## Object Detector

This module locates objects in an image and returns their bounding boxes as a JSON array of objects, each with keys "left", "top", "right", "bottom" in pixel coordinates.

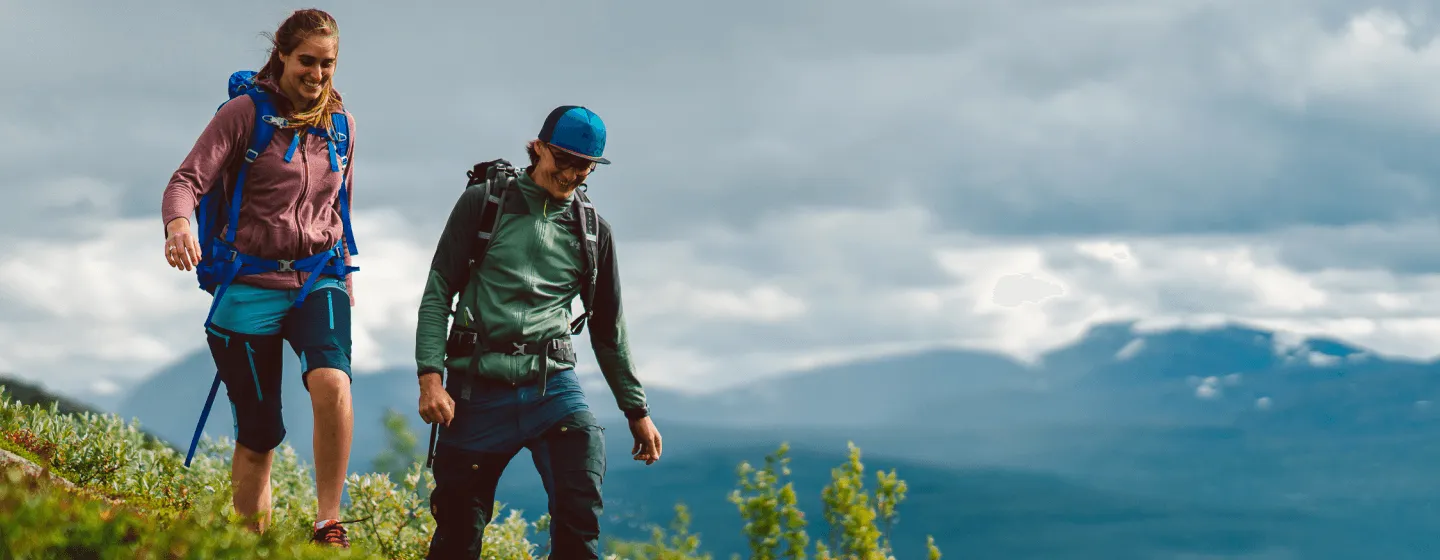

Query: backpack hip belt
[
  {"left": 446, "top": 325, "right": 576, "bottom": 400},
  {"left": 200, "top": 238, "right": 354, "bottom": 325}
]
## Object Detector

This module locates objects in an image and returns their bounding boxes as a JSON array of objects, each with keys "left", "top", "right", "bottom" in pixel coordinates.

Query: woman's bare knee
[
  {"left": 305, "top": 368, "right": 350, "bottom": 396},
  {"left": 234, "top": 443, "right": 275, "bottom": 466}
]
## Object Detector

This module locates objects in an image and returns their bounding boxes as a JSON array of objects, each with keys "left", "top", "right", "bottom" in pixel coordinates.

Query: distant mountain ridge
[
  {"left": 107, "top": 319, "right": 1440, "bottom": 466},
  {"left": 94, "top": 319, "right": 1440, "bottom": 559},
  {"left": 1, "top": 375, "right": 106, "bottom": 416}
]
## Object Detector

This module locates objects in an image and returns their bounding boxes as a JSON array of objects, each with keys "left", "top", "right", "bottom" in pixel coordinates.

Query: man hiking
[{"left": 414, "top": 105, "right": 662, "bottom": 559}]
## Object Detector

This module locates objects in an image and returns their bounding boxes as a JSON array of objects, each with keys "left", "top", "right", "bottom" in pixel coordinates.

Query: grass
[{"left": 0, "top": 385, "right": 940, "bottom": 559}]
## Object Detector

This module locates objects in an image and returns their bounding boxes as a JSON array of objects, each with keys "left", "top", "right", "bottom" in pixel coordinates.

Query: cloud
[
  {"left": 1115, "top": 339, "right": 1146, "bottom": 361},
  {"left": 0, "top": 206, "right": 432, "bottom": 397},
  {"left": 10, "top": 196, "right": 1440, "bottom": 401},
  {"left": 992, "top": 274, "right": 1065, "bottom": 308},
  {"left": 9, "top": 0, "right": 1440, "bottom": 247},
  {"left": 1273, "top": 8, "right": 1440, "bottom": 125},
  {"left": 91, "top": 379, "right": 121, "bottom": 397},
  {"left": 640, "top": 284, "right": 807, "bottom": 323},
  {"left": 1196, "top": 378, "right": 1222, "bottom": 400},
  {"left": 11, "top": 0, "right": 1440, "bottom": 405},
  {"left": 565, "top": 204, "right": 1440, "bottom": 390}
]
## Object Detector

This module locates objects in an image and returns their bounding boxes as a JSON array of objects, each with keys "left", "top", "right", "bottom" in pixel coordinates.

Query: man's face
[{"left": 535, "top": 142, "right": 597, "bottom": 190}]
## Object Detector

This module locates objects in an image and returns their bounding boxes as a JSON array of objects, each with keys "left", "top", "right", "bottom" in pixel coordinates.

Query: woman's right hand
[{"left": 164, "top": 217, "right": 201, "bottom": 271}]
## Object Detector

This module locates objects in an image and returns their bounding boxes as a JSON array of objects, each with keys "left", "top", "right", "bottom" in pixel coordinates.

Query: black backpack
[{"left": 463, "top": 159, "right": 600, "bottom": 335}]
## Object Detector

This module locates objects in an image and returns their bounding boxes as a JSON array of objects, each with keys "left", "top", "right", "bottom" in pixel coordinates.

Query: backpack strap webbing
[
  {"left": 569, "top": 188, "right": 600, "bottom": 335},
  {"left": 467, "top": 165, "right": 514, "bottom": 273},
  {"left": 330, "top": 112, "right": 358, "bottom": 258}
]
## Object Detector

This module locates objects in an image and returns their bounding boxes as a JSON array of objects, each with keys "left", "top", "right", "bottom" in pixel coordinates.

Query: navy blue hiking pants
[{"left": 426, "top": 368, "right": 605, "bottom": 560}]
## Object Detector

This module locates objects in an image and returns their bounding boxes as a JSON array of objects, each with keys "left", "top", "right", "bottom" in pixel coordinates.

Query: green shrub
[
  {"left": 607, "top": 503, "right": 713, "bottom": 560},
  {"left": 0, "top": 386, "right": 943, "bottom": 559},
  {"left": 729, "top": 441, "right": 941, "bottom": 560},
  {"left": 0, "top": 457, "right": 380, "bottom": 559},
  {"left": 729, "top": 442, "right": 808, "bottom": 559}
]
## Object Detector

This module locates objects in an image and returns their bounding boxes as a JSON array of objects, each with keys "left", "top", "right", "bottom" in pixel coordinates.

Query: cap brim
[{"left": 550, "top": 143, "right": 611, "bottom": 165}]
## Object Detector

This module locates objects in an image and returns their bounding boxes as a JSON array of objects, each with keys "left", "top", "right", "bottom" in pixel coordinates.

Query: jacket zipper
[
  {"left": 296, "top": 130, "right": 309, "bottom": 284},
  {"left": 534, "top": 197, "right": 548, "bottom": 393}
]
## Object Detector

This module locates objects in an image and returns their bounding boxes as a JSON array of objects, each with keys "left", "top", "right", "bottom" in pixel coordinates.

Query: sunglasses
[{"left": 546, "top": 144, "right": 597, "bottom": 172}]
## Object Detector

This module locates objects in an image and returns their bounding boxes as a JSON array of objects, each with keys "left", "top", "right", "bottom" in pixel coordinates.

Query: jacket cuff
[
  {"left": 417, "top": 366, "right": 443, "bottom": 379},
  {"left": 623, "top": 405, "right": 649, "bottom": 420}
]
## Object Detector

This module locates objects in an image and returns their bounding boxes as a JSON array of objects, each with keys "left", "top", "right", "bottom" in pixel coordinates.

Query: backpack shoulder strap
[
  {"left": 568, "top": 188, "right": 601, "bottom": 335},
  {"left": 220, "top": 89, "right": 282, "bottom": 245},
  {"left": 329, "top": 112, "right": 358, "bottom": 256},
  {"left": 242, "top": 89, "right": 282, "bottom": 163},
  {"left": 466, "top": 160, "right": 517, "bottom": 272},
  {"left": 330, "top": 112, "right": 351, "bottom": 167}
]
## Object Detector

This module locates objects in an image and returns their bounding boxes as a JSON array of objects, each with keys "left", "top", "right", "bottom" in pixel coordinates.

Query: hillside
[
  {"left": 0, "top": 384, "right": 938, "bottom": 559},
  {"left": 1, "top": 374, "right": 177, "bottom": 451},
  {"left": 10, "top": 377, "right": 1440, "bottom": 558}
]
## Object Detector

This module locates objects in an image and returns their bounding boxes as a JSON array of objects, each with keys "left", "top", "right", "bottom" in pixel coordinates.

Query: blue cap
[{"left": 539, "top": 105, "right": 610, "bottom": 165}]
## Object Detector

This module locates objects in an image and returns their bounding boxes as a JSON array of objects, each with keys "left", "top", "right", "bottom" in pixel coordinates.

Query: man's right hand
[
  {"left": 164, "top": 217, "right": 201, "bottom": 271},
  {"left": 418, "top": 373, "right": 455, "bottom": 426}
]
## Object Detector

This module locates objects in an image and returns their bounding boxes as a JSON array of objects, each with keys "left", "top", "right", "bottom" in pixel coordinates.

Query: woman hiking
[{"left": 160, "top": 8, "right": 361, "bottom": 547}]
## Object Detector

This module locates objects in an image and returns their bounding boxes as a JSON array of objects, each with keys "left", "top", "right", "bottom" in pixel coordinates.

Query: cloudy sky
[{"left": 5, "top": 0, "right": 1440, "bottom": 406}]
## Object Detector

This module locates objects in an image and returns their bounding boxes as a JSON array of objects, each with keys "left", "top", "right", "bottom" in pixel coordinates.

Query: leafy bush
[
  {"left": 729, "top": 443, "right": 808, "bottom": 559},
  {"left": 729, "top": 442, "right": 943, "bottom": 560},
  {"left": 0, "top": 464, "right": 381, "bottom": 560},
  {"left": 0, "top": 386, "right": 943, "bottom": 559}
]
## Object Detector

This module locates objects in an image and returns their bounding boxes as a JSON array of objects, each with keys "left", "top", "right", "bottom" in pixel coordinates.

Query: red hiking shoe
[{"left": 311, "top": 518, "right": 361, "bottom": 548}]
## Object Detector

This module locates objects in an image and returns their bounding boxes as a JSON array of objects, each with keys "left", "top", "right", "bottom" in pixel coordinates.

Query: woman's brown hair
[{"left": 256, "top": 9, "right": 342, "bottom": 131}]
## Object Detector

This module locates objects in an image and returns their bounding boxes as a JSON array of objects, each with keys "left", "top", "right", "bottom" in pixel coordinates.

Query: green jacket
[{"left": 414, "top": 170, "right": 647, "bottom": 416}]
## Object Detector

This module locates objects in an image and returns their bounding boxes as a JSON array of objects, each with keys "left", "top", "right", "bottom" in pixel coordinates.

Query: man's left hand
[{"left": 629, "top": 416, "right": 662, "bottom": 465}]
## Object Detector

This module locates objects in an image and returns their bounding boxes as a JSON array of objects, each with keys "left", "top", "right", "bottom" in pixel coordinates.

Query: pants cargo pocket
[
  {"left": 551, "top": 411, "right": 606, "bottom": 480},
  {"left": 543, "top": 410, "right": 606, "bottom": 560},
  {"left": 427, "top": 444, "right": 506, "bottom": 560}
]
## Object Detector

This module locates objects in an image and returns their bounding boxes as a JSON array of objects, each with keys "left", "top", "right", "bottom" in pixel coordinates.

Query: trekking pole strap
[{"left": 184, "top": 372, "right": 222, "bottom": 468}]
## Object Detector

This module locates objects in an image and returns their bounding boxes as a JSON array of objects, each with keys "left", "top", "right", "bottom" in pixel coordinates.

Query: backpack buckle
[
  {"left": 445, "top": 328, "right": 478, "bottom": 358},
  {"left": 276, "top": 259, "right": 295, "bottom": 272},
  {"left": 511, "top": 342, "right": 527, "bottom": 356}
]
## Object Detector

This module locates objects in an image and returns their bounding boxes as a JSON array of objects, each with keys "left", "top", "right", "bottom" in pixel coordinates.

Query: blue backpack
[{"left": 185, "top": 70, "right": 359, "bottom": 467}]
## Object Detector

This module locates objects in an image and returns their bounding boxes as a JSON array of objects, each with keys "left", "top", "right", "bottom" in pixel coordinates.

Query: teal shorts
[
  {"left": 210, "top": 277, "right": 347, "bottom": 336},
  {"left": 207, "top": 276, "right": 352, "bottom": 377},
  {"left": 204, "top": 277, "right": 352, "bottom": 451}
]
